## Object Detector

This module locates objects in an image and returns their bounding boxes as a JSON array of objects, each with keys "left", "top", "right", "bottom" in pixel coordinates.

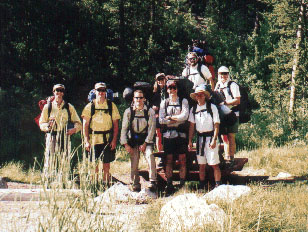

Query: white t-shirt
[
  {"left": 215, "top": 80, "right": 241, "bottom": 116},
  {"left": 182, "top": 64, "right": 212, "bottom": 89},
  {"left": 188, "top": 103, "right": 220, "bottom": 133}
]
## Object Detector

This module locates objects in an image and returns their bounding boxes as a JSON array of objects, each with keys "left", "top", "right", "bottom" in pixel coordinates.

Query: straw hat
[{"left": 190, "top": 84, "right": 211, "bottom": 101}]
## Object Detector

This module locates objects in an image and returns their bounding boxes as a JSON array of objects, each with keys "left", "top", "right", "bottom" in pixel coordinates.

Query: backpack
[
  {"left": 87, "top": 88, "right": 116, "bottom": 102},
  {"left": 123, "top": 81, "right": 153, "bottom": 105},
  {"left": 87, "top": 90, "right": 114, "bottom": 139},
  {"left": 127, "top": 106, "right": 150, "bottom": 147},
  {"left": 217, "top": 81, "right": 252, "bottom": 124},
  {"left": 35, "top": 96, "right": 73, "bottom": 130},
  {"left": 162, "top": 96, "right": 190, "bottom": 134},
  {"left": 192, "top": 92, "right": 237, "bottom": 128}
]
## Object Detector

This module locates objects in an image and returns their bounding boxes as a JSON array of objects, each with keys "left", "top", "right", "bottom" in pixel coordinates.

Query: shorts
[
  {"left": 220, "top": 116, "right": 239, "bottom": 135},
  {"left": 163, "top": 137, "right": 188, "bottom": 155},
  {"left": 92, "top": 143, "right": 115, "bottom": 163},
  {"left": 196, "top": 136, "right": 220, "bottom": 165}
]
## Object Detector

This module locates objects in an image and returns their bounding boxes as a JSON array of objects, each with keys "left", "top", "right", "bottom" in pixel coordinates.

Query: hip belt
[{"left": 196, "top": 131, "right": 214, "bottom": 156}]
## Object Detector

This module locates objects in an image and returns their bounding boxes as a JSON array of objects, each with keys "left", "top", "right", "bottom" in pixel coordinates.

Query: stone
[
  {"left": 94, "top": 183, "right": 157, "bottom": 204},
  {"left": 0, "top": 177, "right": 8, "bottom": 189},
  {"left": 204, "top": 184, "right": 251, "bottom": 202},
  {"left": 160, "top": 194, "right": 226, "bottom": 232}
]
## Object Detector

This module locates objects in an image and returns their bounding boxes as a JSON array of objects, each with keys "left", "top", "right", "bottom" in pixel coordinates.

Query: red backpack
[{"left": 34, "top": 96, "right": 55, "bottom": 127}]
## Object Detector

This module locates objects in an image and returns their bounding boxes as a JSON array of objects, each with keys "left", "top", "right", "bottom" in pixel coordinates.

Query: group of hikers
[{"left": 39, "top": 49, "right": 242, "bottom": 194}]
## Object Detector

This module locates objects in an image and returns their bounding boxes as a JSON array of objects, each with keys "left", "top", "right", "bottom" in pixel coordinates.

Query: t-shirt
[
  {"left": 82, "top": 100, "right": 121, "bottom": 145},
  {"left": 188, "top": 103, "right": 220, "bottom": 133}
]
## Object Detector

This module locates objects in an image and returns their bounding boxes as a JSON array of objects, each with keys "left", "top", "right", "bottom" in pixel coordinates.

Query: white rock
[
  {"left": 275, "top": 172, "right": 293, "bottom": 179},
  {"left": 204, "top": 185, "right": 251, "bottom": 202},
  {"left": 94, "top": 183, "right": 157, "bottom": 204},
  {"left": 160, "top": 193, "right": 226, "bottom": 232}
]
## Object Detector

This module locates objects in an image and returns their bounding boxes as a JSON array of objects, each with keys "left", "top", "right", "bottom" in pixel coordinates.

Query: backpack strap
[
  {"left": 47, "top": 101, "right": 52, "bottom": 119},
  {"left": 227, "top": 81, "right": 236, "bottom": 99},
  {"left": 47, "top": 100, "right": 71, "bottom": 123},
  {"left": 193, "top": 102, "right": 213, "bottom": 122},
  {"left": 197, "top": 63, "right": 206, "bottom": 81}
]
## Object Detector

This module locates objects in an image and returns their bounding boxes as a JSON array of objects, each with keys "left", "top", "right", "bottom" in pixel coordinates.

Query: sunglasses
[
  {"left": 54, "top": 88, "right": 64, "bottom": 92},
  {"left": 219, "top": 72, "right": 229, "bottom": 75},
  {"left": 168, "top": 86, "right": 177, "bottom": 90},
  {"left": 188, "top": 57, "right": 197, "bottom": 61},
  {"left": 134, "top": 97, "right": 144, "bottom": 99},
  {"left": 157, "top": 77, "right": 165, "bottom": 81},
  {"left": 96, "top": 88, "right": 106, "bottom": 92}
]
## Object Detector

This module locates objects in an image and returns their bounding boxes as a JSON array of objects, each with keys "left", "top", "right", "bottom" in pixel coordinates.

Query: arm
[
  {"left": 67, "top": 104, "right": 82, "bottom": 135},
  {"left": 39, "top": 105, "right": 50, "bottom": 132},
  {"left": 225, "top": 97, "right": 240, "bottom": 106},
  {"left": 159, "top": 99, "right": 171, "bottom": 125},
  {"left": 170, "top": 98, "right": 189, "bottom": 122},
  {"left": 110, "top": 119, "right": 119, "bottom": 150},
  {"left": 83, "top": 116, "right": 91, "bottom": 151},
  {"left": 209, "top": 123, "right": 219, "bottom": 149},
  {"left": 188, "top": 122, "right": 195, "bottom": 150},
  {"left": 120, "top": 109, "right": 133, "bottom": 154},
  {"left": 145, "top": 109, "right": 156, "bottom": 144}
]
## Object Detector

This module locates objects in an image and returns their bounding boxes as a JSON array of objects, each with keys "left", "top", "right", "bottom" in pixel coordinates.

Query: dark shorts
[
  {"left": 163, "top": 137, "right": 188, "bottom": 155},
  {"left": 92, "top": 143, "right": 116, "bottom": 163},
  {"left": 220, "top": 116, "right": 239, "bottom": 135}
]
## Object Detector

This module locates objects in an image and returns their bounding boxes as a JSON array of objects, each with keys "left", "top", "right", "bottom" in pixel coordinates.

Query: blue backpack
[{"left": 88, "top": 89, "right": 115, "bottom": 102}]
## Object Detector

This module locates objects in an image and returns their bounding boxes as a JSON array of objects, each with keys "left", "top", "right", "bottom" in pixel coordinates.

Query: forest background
[{"left": 0, "top": 0, "right": 307, "bottom": 166}]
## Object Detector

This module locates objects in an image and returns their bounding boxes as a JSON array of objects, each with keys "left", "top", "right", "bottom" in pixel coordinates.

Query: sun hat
[
  {"left": 218, "top": 66, "right": 229, "bottom": 73},
  {"left": 190, "top": 84, "right": 211, "bottom": 101},
  {"left": 53, "top": 84, "right": 65, "bottom": 91},
  {"left": 94, "top": 82, "right": 106, "bottom": 89},
  {"left": 155, "top": 73, "right": 166, "bottom": 80}
]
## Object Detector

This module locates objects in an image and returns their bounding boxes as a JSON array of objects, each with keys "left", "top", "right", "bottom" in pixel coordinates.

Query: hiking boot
[
  {"left": 148, "top": 181, "right": 157, "bottom": 192},
  {"left": 130, "top": 184, "right": 141, "bottom": 192},
  {"left": 198, "top": 181, "right": 207, "bottom": 191}
]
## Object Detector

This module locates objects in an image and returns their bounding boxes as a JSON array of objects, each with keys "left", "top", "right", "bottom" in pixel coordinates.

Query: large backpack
[
  {"left": 123, "top": 81, "right": 153, "bottom": 104},
  {"left": 217, "top": 81, "right": 252, "bottom": 124},
  {"left": 127, "top": 106, "right": 150, "bottom": 147}
]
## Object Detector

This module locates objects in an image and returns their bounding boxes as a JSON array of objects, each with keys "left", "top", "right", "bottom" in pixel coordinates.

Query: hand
[
  {"left": 188, "top": 141, "right": 193, "bottom": 150},
  {"left": 209, "top": 139, "right": 216, "bottom": 149},
  {"left": 152, "top": 106, "right": 159, "bottom": 111},
  {"left": 124, "top": 144, "right": 132, "bottom": 154},
  {"left": 67, "top": 128, "right": 76, "bottom": 135},
  {"left": 110, "top": 139, "right": 117, "bottom": 150},
  {"left": 85, "top": 141, "right": 91, "bottom": 152},
  {"left": 139, "top": 143, "right": 146, "bottom": 153}
]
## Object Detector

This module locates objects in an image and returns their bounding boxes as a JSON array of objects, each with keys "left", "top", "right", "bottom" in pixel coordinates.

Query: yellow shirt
[
  {"left": 39, "top": 101, "right": 82, "bottom": 132},
  {"left": 82, "top": 100, "right": 121, "bottom": 145}
]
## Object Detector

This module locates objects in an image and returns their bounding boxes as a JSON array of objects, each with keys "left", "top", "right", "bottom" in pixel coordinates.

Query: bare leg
[
  {"left": 199, "top": 164, "right": 206, "bottom": 181},
  {"left": 211, "top": 164, "right": 221, "bottom": 182},
  {"left": 178, "top": 153, "right": 186, "bottom": 180},
  {"left": 227, "top": 133, "right": 236, "bottom": 159},
  {"left": 103, "top": 163, "right": 111, "bottom": 183},
  {"left": 165, "top": 154, "right": 173, "bottom": 180}
]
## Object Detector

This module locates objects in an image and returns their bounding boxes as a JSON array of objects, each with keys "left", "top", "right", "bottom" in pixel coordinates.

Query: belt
[{"left": 196, "top": 131, "right": 214, "bottom": 156}]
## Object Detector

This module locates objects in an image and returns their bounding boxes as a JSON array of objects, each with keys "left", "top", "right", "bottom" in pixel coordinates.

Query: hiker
[
  {"left": 159, "top": 80, "right": 189, "bottom": 194},
  {"left": 188, "top": 84, "right": 221, "bottom": 189},
  {"left": 152, "top": 73, "right": 168, "bottom": 152},
  {"left": 215, "top": 66, "right": 241, "bottom": 165},
  {"left": 121, "top": 89, "right": 157, "bottom": 192},
  {"left": 182, "top": 52, "right": 214, "bottom": 91},
  {"left": 82, "top": 82, "right": 120, "bottom": 185},
  {"left": 39, "top": 84, "right": 82, "bottom": 174}
]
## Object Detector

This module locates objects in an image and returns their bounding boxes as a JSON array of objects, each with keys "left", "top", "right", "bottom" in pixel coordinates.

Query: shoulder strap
[
  {"left": 164, "top": 98, "right": 169, "bottom": 115},
  {"left": 197, "top": 63, "right": 206, "bottom": 81},
  {"left": 227, "top": 81, "right": 235, "bottom": 99},
  {"left": 107, "top": 100, "right": 113, "bottom": 118},
  {"left": 192, "top": 104, "right": 197, "bottom": 121},
  {"left": 47, "top": 101, "right": 52, "bottom": 119},
  {"left": 129, "top": 106, "right": 135, "bottom": 135},
  {"left": 206, "top": 101, "right": 213, "bottom": 119}
]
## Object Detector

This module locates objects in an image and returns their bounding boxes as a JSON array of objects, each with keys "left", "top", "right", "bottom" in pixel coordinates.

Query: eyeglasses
[
  {"left": 134, "top": 97, "right": 144, "bottom": 99},
  {"left": 54, "top": 88, "right": 64, "bottom": 92},
  {"left": 219, "top": 72, "right": 229, "bottom": 75},
  {"left": 188, "top": 57, "right": 197, "bottom": 61},
  {"left": 96, "top": 88, "right": 106, "bottom": 92},
  {"left": 168, "top": 86, "right": 177, "bottom": 90},
  {"left": 157, "top": 77, "right": 165, "bottom": 81}
]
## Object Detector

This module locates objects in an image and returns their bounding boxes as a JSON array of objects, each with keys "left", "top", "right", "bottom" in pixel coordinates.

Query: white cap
[
  {"left": 95, "top": 82, "right": 106, "bottom": 89},
  {"left": 218, "top": 66, "right": 229, "bottom": 73}
]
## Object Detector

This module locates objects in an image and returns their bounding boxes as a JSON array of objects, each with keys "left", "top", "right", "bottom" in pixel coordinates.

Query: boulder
[
  {"left": 160, "top": 194, "right": 226, "bottom": 231},
  {"left": 204, "top": 184, "right": 251, "bottom": 202},
  {"left": 0, "top": 177, "right": 8, "bottom": 189},
  {"left": 94, "top": 183, "right": 157, "bottom": 204}
]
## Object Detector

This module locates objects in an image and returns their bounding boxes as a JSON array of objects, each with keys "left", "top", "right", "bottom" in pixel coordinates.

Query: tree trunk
[{"left": 289, "top": 0, "right": 305, "bottom": 115}]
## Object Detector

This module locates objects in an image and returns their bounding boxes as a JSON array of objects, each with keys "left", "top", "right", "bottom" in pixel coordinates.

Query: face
[
  {"left": 195, "top": 92, "right": 206, "bottom": 105},
  {"left": 219, "top": 72, "right": 229, "bottom": 83},
  {"left": 167, "top": 85, "right": 177, "bottom": 97},
  {"left": 187, "top": 55, "right": 198, "bottom": 66},
  {"left": 133, "top": 92, "right": 145, "bottom": 108},
  {"left": 95, "top": 88, "right": 106, "bottom": 98},
  {"left": 53, "top": 88, "right": 64, "bottom": 98}
]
